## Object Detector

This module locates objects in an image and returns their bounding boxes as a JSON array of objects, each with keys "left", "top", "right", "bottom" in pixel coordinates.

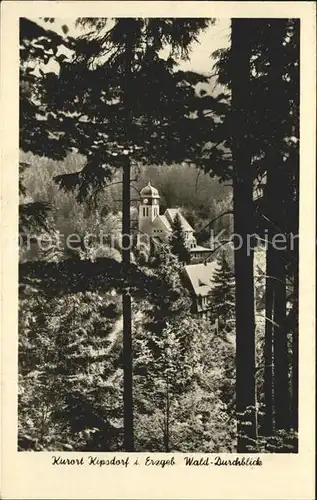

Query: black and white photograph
[{"left": 17, "top": 14, "right": 301, "bottom": 455}]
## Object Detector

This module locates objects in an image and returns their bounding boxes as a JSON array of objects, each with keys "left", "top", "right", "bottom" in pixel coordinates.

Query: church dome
[{"left": 140, "top": 181, "right": 160, "bottom": 198}]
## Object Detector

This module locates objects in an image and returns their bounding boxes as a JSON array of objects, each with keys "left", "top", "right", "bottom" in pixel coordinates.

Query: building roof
[
  {"left": 189, "top": 245, "right": 213, "bottom": 253},
  {"left": 183, "top": 262, "right": 218, "bottom": 297},
  {"left": 139, "top": 182, "right": 194, "bottom": 237},
  {"left": 157, "top": 215, "right": 172, "bottom": 231},
  {"left": 140, "top": 181, "right": 160, "bottom": 199},
  {"left": 164, "top": 208, "right": 194, "bottom": 232}
]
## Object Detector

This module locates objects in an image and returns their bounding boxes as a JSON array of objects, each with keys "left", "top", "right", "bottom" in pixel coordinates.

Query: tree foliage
[
  {"left": 210, "top": 19, "right": 299, "bottom": 449},
  {"left": 18, "top": 17, "right": 299, "bottom": 453},
  {"left": 20, "top": 18, "right": 225, "bottom": 202},
  {"left": 19, "top": 290, "right": 124, "bottom": 450},
  {"left": 133, "top": 313, "right": 236, "bottom": 452},
  {"left": 210, "top": 252, "right": 235, "bottom": 328},
  {"left": 170, "top": 212, "right": 191, "bottom": 264}
]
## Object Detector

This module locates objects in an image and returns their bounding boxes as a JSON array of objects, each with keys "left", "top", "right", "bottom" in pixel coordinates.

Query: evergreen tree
[
  {"left": 210, "top": 252, "right": 235, "bottom": 328},
  {"left": 18, "top": 17, "right": 300, "bottom": 453},
  {"left": 170, "top": 212, "right": 191, "bottom": 264},
  {"left": 19, "top": 17, "right": 221, "bottom": 451},
  {"left": 261, "top": 20, "right": 298, "bottom": 434},
  {"left": 143, "top": 244, "right": 191, "bottom": 335},
  {"left": 212, "top": 18, "right": 299, "bottom": 448},
  {"left": 133, "top": 315, "right": 236, "bottom": 452},
  {"left": 230, "top": 19, "right": 257, "bottom": 451},
  {"left": 18, "top": 290, "right": 124, "bottom": 450}
]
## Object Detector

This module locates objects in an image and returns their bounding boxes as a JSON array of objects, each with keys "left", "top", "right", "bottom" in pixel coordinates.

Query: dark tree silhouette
[
  {"left": 230, "top": 19, "right": 257, "bottom": 451},
  {"left": 257, "top": 20, "right": 299, "bottom": 434},
  {"left": 170, "top": 213, "right": 191, "bottom": 264},
  {"left": 19, "top": 17, "right": 219, "bottom": 451},
  {"left": 210, "top": 252, "right": 235, "bottom": 328},
  {"left": 19, "top": 17, "right": 299, "bottom": 452},
  {"left": 213, "top": 18, "right": 299, "bottom": 446}
]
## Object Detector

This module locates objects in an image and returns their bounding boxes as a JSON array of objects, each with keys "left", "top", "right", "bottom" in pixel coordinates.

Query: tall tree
[
  {"left": 19, "top": 290, "right": 124, "bottom": 451},
  {"left": 252, "top": 20, "right": 299, "bottom": 434},
  {"left": 120, "top": 25, "right": 134, "bottom": 452},
  {"left": 133, "top": 314, "right": 236, "bottom": 452},
  {"left": 263, "top": 243, "right": 274, "bottom": 435},
  {"left": 170, "top": 212, "right": 191, "bottom": 264},
  {"left": 213, "top": 18, "right": 299, "bottom": 445},
  {"left": 20, "top": 17, "right": 219, "bottom": 450},
  {"left": 230, "top": 19, "right": 257, "bottom": 451},
  {"left": 210, "top": 252, "right": 235, "bottom": 329}
]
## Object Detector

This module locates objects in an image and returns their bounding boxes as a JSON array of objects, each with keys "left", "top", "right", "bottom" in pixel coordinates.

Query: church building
[{"left": 137, "top": 181, "right": 214, "bottom": 262}]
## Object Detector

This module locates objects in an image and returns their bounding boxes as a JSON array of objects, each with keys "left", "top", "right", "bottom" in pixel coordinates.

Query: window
[
  {"left": 143, "top": 207, "right": 146, "bottom": 216},
  {"left": 146, "top": 207, "right": 149, "bottom": 216}
]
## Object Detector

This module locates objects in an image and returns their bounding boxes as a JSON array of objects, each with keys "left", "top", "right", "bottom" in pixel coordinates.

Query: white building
[
  {"left": 137, "top": 182, "right": 215, "bottom": 264},
  {"left": 138, "top": 181, "right": 197, "bottom": 248}
]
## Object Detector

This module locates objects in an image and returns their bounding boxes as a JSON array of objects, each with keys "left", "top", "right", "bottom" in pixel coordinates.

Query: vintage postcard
[{"left": 0, "top": 1, "right": 316, "bottom": 499}]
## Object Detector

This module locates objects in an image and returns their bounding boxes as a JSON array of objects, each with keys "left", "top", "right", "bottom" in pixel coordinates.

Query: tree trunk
[
  {"left": 291, "top": 192, "right": 299, "bottom": 432},
  {"left": 291, "top": 20, "right": 300, "bottom": 435},
  {"left": 263, "top": 177, "right": 292, "bottom": 434},
  {"left": 165, "top": 373, "right": 170, "bottom": 452},
  {"left": 263, "top": 237, "right": 274, "bottom": 436},
  {"left": 231, "top": 19, "right": 257, "bottom": 452},
  {"left": 265, "top": 20, "right": 292, "bottom": 434},
  {"left": 291, "top": 104, "right": 299, "bottom": 433},
  {"left": 264, "top": 170, "right": 291, "bottom": 433},
  {"left": 291, "top": 274, "right": 298, "bottom": 432},
  {"left": 273, "top": 254, "right": 291, "bottom": 430},
  {"left": 232, "top": 177, "right": 257, "bottom": 451},
  {"left": 121, "top": 31, "right": 134, "bottom": 452},
  {"left": 122, "top": 156, "right": 134, "bottom": 451}
]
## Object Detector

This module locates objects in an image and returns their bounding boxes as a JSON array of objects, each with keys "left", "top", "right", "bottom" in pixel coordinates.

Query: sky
[{"left": 30, "top": 18, "right": 231, "bottom": 76}]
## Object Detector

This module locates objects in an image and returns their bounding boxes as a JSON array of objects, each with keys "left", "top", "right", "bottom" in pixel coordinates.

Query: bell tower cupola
[{"left": 138, "top": 181, "right": 160, "bottom": 235}]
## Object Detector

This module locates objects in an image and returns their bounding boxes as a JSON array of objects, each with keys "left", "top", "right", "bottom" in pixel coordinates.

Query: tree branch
[
  {"left": 203, "top": 240, "right": 231, "bottom": 264},
  {"left": 196, "top": 211, "right": 233, "bottom": 237},
  {"left": 104, "top": 179, "right": 138, "bottom": 189}
]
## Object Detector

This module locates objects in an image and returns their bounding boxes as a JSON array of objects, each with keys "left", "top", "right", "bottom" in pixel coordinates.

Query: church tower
[{"left": 138, "top": 181, "right": 160, "bottom": 236}]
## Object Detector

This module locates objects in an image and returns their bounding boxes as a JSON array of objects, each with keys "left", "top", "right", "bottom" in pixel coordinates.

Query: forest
[{"left": 19, "top": 17, "right": 299, "bottom": 453}]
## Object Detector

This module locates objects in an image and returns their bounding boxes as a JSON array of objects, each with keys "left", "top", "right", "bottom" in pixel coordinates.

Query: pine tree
[
  {"left": 170, "top": 212, "right": 191, "bottom": 264},
  {"left": 19, "top": 17, "right": 300, "bottom": 453},
  {"left": 18, "top": 290, "right": 124, "bottom": 450},
  {"left": 144, "top": 244, "right": 191, "bottom": 336},
  {"left": 20, "top": 17, "right": 222, "bottom": 451},
  {"left": 263, "top": 21, "right": 298, "bottom": 434},
  {"left": 210, "top": 252, "right": 235, "bottom": 329},
  {"left": 212, "top": 18, "right": 299, "bottom": 448},
  {"left": 133, "top": 315, "right": 236, "bottom": 452},
  {"left": 230, "top": 19, "right": 258, "bottom": 451}
]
